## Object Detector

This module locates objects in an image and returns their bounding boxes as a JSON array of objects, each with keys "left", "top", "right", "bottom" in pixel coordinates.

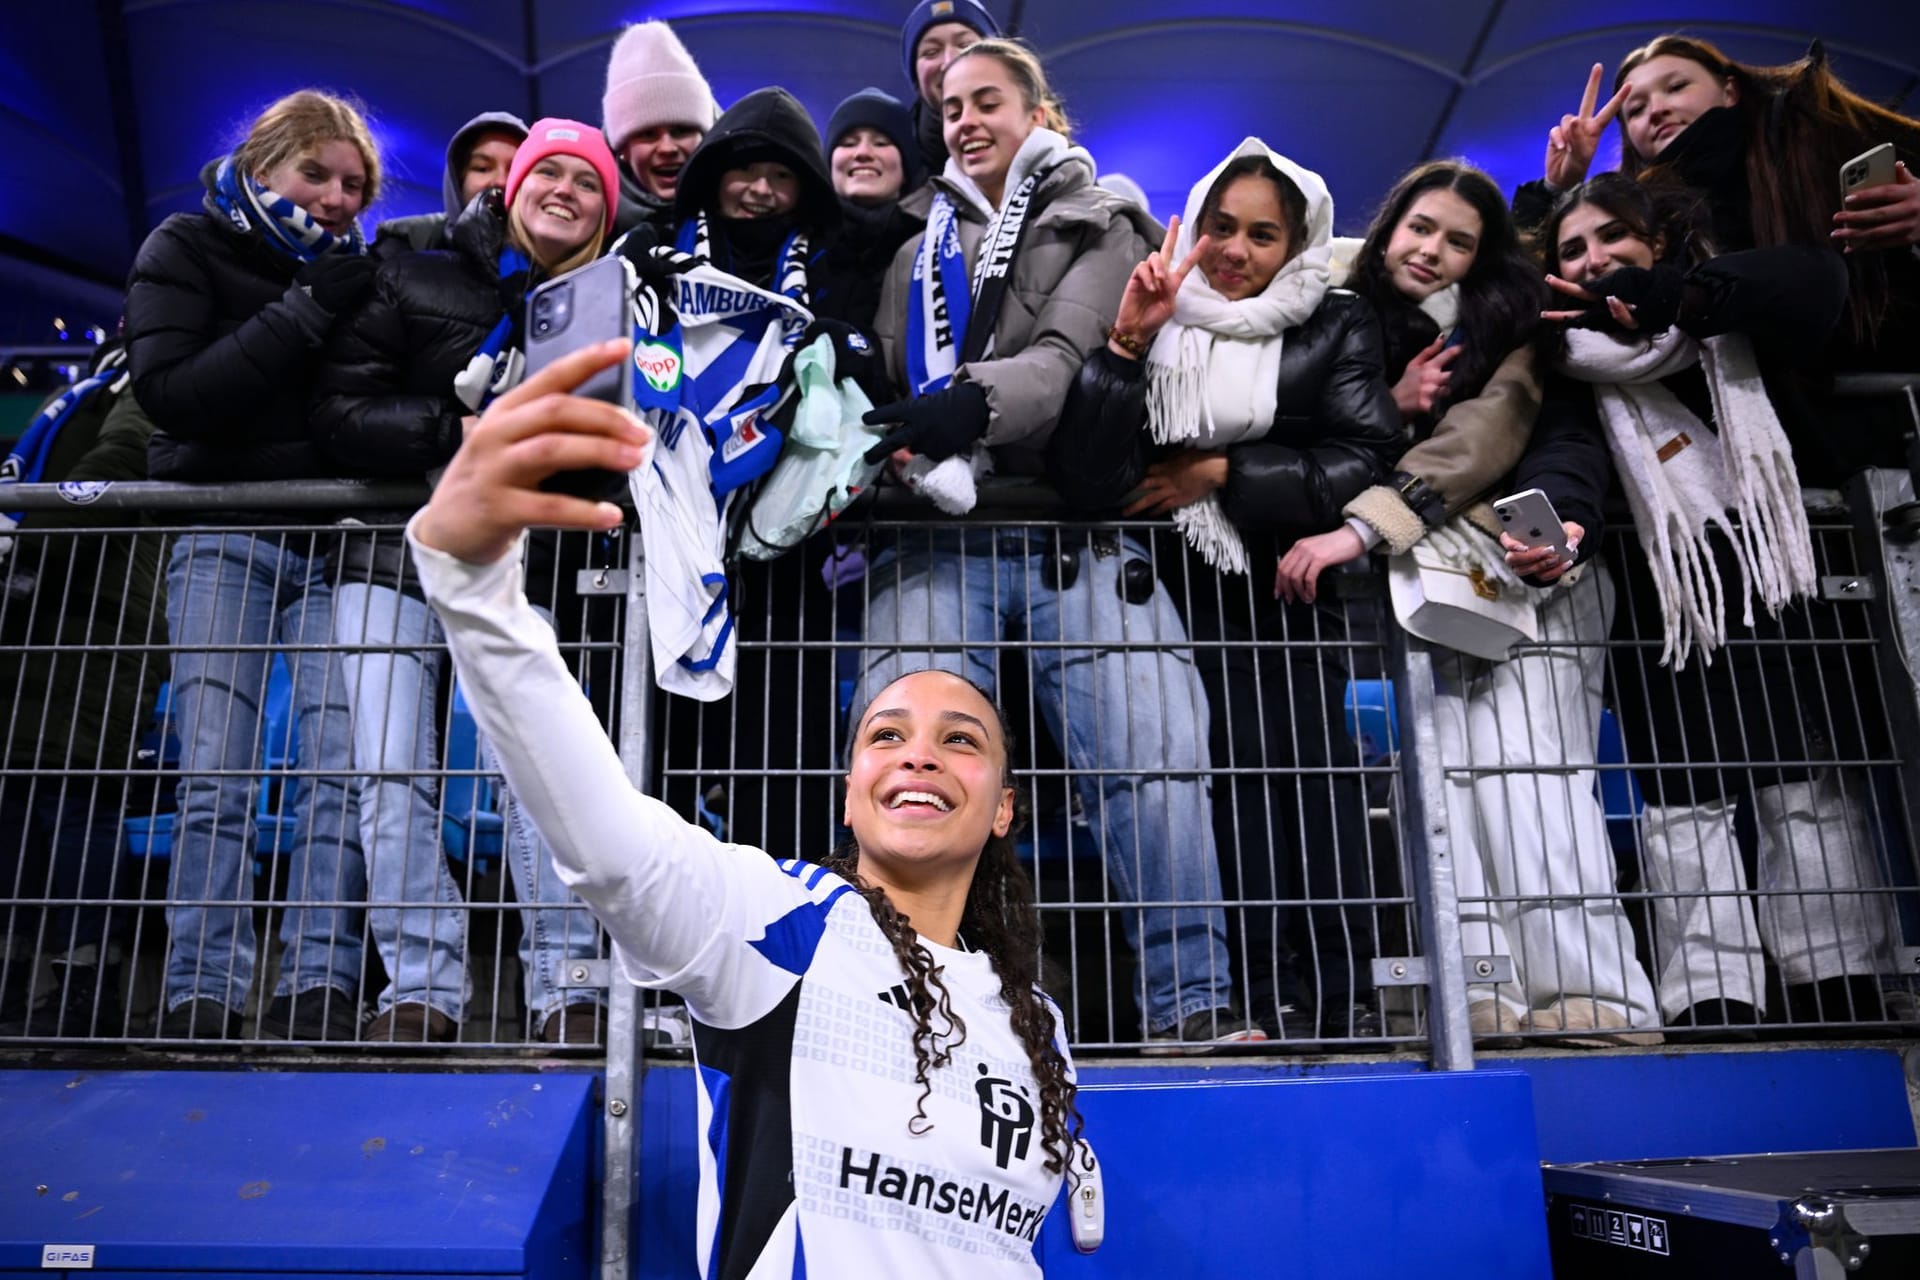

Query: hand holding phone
[
  {"left": 1841, "top": 143, "right": 1898, "bottom": 202},
  {"left": 524, "top": 255, "right": 637, "bottom": 501},
  {"left": 1834, "top": 143, "right": 1917, "bottom": 253},
  {"left": 1493, "top": 488, "right": 1571, "bottom": 560}
]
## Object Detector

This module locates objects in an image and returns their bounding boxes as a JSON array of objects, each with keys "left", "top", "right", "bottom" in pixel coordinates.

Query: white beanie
[{"left": 601, "top": 21, "right": 720, "bottom": 149}]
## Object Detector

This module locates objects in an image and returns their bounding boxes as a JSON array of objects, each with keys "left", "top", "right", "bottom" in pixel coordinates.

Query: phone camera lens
[{"left": 1499, "top": 511, "right": 1511, "bottom": 521}]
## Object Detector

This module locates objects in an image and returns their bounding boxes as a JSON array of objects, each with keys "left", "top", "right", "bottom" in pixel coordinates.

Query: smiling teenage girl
[
  {"left": 125, "top": 89, "right": 381, "bottom": 1042},
  {"left": 310, "top": 119, "right": 618, "bottom": 1042}
]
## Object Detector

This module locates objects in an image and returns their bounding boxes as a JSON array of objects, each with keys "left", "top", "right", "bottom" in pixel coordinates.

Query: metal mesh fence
[
  {"left": 0, "top": 513, "right": 619, "bottom": 1052},
  {"left": 3, "top": 477, "right": 1918, "bottom": 1062}
]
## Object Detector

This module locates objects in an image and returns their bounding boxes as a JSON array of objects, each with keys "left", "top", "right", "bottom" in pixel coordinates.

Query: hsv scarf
[
  {"left": 452, "top": 245, "right": 533, "bottom": 411},
  {"left": 209, "top": 156, "right": 367, "bottom": 263},
  {"left": 1559, "top": 325, "right": 1815, "bottom": 669},
  {"left": 1, "top": 348, "right": 131, "bottom": 558},
  {"left": 906, "top": 128, "right": 1074, "bottom": 398},
  {"left": 1144, "top": 139, "right": 1335, "bottom": 574}
]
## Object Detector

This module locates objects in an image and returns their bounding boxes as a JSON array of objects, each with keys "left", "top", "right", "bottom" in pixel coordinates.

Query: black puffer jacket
[
  {"left": 1050, "top": 290, "right": 1403, "bottom": 545},
  {"left": 126, "top": 159, "right": 349, "bottom": 491},
  {"left": 810, "top": 197, "right": 923, "bottom": 333},
  {"left": 310, "top": 191, "right": 546, "bottom": 595}
]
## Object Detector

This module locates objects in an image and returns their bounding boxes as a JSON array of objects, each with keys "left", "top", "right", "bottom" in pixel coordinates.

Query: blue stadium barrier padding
[
  {"left": 1513, "top": 1046, "right": 1918, "bottom": 1165},
  {"left": 0, "top": 1070, "right": 595, "bottom": 1278},
  {"left": 636, "top": 1062, "right": 1550, "bottom": 1279}
]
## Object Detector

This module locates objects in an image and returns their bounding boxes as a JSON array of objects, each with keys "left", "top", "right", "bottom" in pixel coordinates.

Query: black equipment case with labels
[{"left": 1544, "top": 1149, "right": 1920, "bottom": 1277}]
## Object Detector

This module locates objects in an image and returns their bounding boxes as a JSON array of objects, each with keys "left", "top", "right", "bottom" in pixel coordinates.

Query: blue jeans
[
  {"left": 334, "top": 582, "right": 599, "bottom": 1023},
  {"left": 163, "top": 532, "right": 364, "bottom": 1013},
  {"left": 854, "top": 528, "right": 1234, "bottom": 1033}
]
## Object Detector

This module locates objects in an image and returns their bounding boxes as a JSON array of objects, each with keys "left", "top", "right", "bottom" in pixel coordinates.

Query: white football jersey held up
[
  {"left": 622, "top": 252, "right": 812, "bottom": 701},
  {"left": 408, "top": 521, "right": 1071, "bottom": 1278}
]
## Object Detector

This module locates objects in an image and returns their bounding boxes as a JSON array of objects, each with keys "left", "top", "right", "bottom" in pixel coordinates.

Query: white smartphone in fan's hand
[
  {"left": 1840, "top": 143, "right": 1898, "bottom": 202},
  {"left": 1492, "top": 488, "right": 1571, "bottom": 561}
]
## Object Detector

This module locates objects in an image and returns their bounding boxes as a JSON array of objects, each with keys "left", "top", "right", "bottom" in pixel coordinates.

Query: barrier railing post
[
  {"left": 1847, "top": 468, "right": 1920, "bottom": 969},
  {"left": 598, "top": 530, "right": 654, "bottom": 1280},
  {"left": 1388, "top": 627, "right": 1475, "bottom": 1071}
]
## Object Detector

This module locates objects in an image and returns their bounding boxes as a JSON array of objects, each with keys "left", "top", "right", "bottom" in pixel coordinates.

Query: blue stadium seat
[
  {"left": 254, "top": 654, "right": 297, "bottom": 870},
  {"left": 1596, "top": 707, "right": 1644, "bottom": 860},
  {"left": 123, "top": 680, "right": 179, "bottom": 859},
  {"left": 1344, "top": 678, "right": 1399, "bottom": 764},
  {"left": 441, "top": 679, "right": 503, "bottom": 874}
]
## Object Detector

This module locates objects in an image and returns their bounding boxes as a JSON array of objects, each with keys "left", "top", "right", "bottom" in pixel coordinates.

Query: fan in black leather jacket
[
  {"left": 311, "top": 188, "right": 570, "bottom": 599},
  {"left": 1050, "top": 289, "right": 1403, "bottom": 582}
]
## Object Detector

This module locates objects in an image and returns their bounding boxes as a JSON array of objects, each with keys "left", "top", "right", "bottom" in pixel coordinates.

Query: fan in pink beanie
[{"left": 505, "top": 118, "right": 621, "bottom": 237}]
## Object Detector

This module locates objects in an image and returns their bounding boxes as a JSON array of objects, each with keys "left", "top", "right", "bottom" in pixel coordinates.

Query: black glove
[
  {"left": 1571, "top": 264, "right": 1685, "bottom": 335},
  {"left": 800, "top": 317, "right": 891, "bottom": 405},
  {"left": 296, "top": 253, "right": 377, "bottom": 316},
  {"left": 862, "top": 381, "right": 990, "bottom": 464}
]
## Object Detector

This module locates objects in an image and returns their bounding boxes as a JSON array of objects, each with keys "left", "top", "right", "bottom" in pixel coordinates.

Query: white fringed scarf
[
  {"left": 1144, "top": 138, "right": 1334, "bottom": 574},
  {"left": 1559, "top": 326, "right": 1815, "bottom": 669}
]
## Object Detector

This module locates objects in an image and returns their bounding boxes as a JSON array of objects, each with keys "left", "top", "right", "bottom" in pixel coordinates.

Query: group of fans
[{"left": 4, "top": 4, "right": 1919, "bottom": 1071}]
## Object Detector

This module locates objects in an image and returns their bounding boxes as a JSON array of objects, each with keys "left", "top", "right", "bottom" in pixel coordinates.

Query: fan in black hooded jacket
[{"left": 372, "top": 112, "right": 529, "bottom": 260}]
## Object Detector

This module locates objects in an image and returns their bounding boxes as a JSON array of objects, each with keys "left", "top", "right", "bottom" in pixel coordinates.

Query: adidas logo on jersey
[{"left": 877, "top": 982, "right": 932, "bottom": 1018}]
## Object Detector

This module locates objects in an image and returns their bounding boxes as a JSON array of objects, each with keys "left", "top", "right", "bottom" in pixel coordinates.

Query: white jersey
[
  {"left": 623, "top": 253, "right": 811, "bottom": 702},
  {"left": 408, "top": 520, "right": 1069, "bottom": 1279}
]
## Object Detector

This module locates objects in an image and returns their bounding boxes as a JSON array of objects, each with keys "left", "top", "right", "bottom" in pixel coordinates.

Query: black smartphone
[{"left": 524, "top": 254, "right": 635, "bottom": 501}]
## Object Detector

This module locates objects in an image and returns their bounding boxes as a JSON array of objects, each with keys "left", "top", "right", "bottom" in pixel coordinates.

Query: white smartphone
[
  {"left": 1067, "top": 1139, "right": 1104, "bottom": 1253},
  {"left": 1840, "top": 143, "right": 1898, "bottom": 201},
  {"left": 1492, "top": 488, "right": 1571, "bottom": 561}
]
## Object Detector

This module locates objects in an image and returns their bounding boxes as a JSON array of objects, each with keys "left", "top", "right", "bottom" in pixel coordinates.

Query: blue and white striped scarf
[
  {"left": 209, "top": 155, "right": 367, "bottom": 263},
  {"left": 0, "top": 348, "right": 131, "bottom": 556}
]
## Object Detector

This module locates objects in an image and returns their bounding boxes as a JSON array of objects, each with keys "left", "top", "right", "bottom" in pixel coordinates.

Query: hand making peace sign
[
  {"left": 1108, "top": 215, "right": 1212, "bottom": 358},
  {"left": 1545, "top": 63, "right": 1629, "bottom": 191}
]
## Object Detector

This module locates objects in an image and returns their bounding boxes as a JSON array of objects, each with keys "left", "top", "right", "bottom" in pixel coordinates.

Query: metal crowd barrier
[{"left": 6, "top": 457, "right": 1920, "bottom": 1274}]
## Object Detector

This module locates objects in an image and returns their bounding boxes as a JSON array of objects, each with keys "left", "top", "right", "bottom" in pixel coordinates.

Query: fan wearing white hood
[{"left": 1050, "top": 140, "right": 1403, "bottom": 1044}]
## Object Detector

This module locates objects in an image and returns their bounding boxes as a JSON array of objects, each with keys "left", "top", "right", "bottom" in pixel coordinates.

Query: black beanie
[{"left": 825, "top": 87, "right": 926, "bottom": 193}]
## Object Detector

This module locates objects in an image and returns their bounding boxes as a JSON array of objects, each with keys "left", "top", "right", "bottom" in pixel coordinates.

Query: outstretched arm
[{"left": 408, "top": 340, "right": 828, "bottom": 1023}]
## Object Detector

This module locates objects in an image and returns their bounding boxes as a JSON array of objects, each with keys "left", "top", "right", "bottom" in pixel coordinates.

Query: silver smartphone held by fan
[{"left": 1492, "top": 487, "right": 1571, "bottom": 561}]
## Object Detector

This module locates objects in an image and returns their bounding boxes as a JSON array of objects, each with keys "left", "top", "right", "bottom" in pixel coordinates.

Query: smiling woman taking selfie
[{"left": 405, "top": 340, "right": 1082, "bottom": 1278}]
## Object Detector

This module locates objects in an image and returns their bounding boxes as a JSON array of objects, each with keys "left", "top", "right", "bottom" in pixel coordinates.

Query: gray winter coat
[{"left": 874, "top": 154, "right": 1159, "bottom": 475}]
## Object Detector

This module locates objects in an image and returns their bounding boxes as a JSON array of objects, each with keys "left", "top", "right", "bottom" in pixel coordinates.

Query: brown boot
[
  {"left": 539, "top": 1003, "right": 603, "bottom": 1046},
  {"left": 363, "top": 1003, "right": 459, "bottom": 1043},
  {"left": 1468, "top": 1001, "right": 1525, "bottom": 1049},
  {"left": 1544, "top": 997, "right": 1663, "bottom": 1048}
]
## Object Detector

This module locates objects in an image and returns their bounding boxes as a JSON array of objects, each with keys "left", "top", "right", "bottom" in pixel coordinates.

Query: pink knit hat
[
  {"left": 601, "top": 21, "right": 720, "bottom": 150},
  {"left": 504, "top": 118, "right": 621, "bottom": 236}
]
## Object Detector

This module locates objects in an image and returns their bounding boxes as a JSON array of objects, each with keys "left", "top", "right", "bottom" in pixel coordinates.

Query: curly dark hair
[{"left": 819, "top": 676, "right": 1084, "bottom": 1178}]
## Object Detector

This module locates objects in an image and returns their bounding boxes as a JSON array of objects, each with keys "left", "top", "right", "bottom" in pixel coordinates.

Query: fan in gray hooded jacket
[{"left": 372, "top": 112, "right": 528, "bottom": 260}]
